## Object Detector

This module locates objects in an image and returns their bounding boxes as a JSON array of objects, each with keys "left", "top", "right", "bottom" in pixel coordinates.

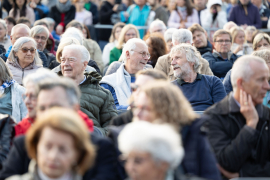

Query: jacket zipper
[{"left": 22, "top": 68, "right": 25, "bottom": 83}]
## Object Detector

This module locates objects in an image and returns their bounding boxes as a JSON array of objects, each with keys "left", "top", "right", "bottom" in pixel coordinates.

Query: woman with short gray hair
[
  {"left": 0, "top": 58, "right": 27, "bottom": 122},
  {"left": 6, "top": 37, "right": 43, "bottom": 85},
  {"left": 118, "top": 121, "right": 184, "bottom": 180},
  {"left": 0, "top": 19, "right": 11, "bottom": 51}
]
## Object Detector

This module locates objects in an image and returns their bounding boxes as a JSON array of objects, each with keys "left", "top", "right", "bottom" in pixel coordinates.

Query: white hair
[
  {"left": 43, "top": 17, "right": 55, "bottom": 25},
  {"left": 231, "top": 55, "right": 267, "bottom": 89},
  {"left": 122, "top": 38, "right": 147, "bottom": 63},
  {"left": 8, "top": 37, "right": 42, "bottom": 66},
  {"left": 11, "top": 24, "right": 31, "bottom": 36},
  {"left": 164, "top": 28, "right": 177, "bottom": 42},
  {"left": 170, "top": 44, "right": 201, "bottom": 72},
  {"left": 23, "top": 68, "right": 59, "bottom": 89},
  {"left": 61, "top": 27, "right": 84, "bottom": 45},
  {"left": 118, "top": 121, "right": 184, "bottom": 169},
  {"left": 0, "top": 19, "right": 7, "bottom": 30},
  {"left": 30, "top": 25, "right": 50, "bottom": 39},
  {"left": 62, "top": 44, "right": 90, "bottom": 63},
  {"left": 149, "top": 19, "right": 167, "bottom": 33},
  {"left": 172, "top": 29, "right": 193, "bottom": 45}
]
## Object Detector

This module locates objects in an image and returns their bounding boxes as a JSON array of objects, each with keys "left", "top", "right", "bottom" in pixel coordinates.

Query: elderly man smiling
[
  {"left": 60, "top": 44, "right": 117, "bottom": 136},
  {"left": 171, "top": 44, "right": 226, "bottom": 111},
  {"left": 100, "top": 38, "right": 150, "bottom": 110}
]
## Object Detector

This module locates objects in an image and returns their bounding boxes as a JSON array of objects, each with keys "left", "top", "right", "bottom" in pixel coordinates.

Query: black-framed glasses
[
  {"left": 20, "top": 47, "right": 36, "bottom": 53},
  {"left": 215, "top": 40, "right": 231, "bottom": 44},
  {"left": 132, "top": 50, "right": 151, "bottom": 59},
  {"left": 34, "top": 35, "right": 47, "bottom": 41}
]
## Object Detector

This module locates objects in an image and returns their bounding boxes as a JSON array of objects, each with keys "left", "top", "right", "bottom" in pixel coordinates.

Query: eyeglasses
[
  {"left": 132, "top": 50, "right": 151, "bottom": 59},
  {"left": 20, "top": 47, "right": 36, "bottom": 53},
  {"left": 22, "top": 93, "right": 37, "bottom": 101},
  {"left": 60, "top": 57, "right": 77, "bottom": 63},
  {"left": 125, "top": 33, "right": 136, "bottom": 37},
  {"left": 131, "top": 83, "right": 139, "bottom": 92},
  {"left": 215, "top": 40, "right": 231, "bottom": 44},
  {"left": 34, "top": 35, "right": 47, "bottom": 41}
]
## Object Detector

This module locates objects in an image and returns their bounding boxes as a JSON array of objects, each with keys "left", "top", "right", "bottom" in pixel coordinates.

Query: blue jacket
[
  {"left": 202, "top": 51, "right": 239, "bottom": 78},
  {"left": 223, "top": 69, "right": 233, "bottom": 94},
  {"left": 228, "top": 2, "right": 262, "bottom": 28},
  {"left": 172, "top": 74, "right": 226, "bottom": 111}
]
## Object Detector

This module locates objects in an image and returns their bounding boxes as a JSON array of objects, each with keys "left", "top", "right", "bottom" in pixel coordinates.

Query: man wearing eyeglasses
[
  {"left": 202, "top": 29, "right": 240, "bottom": 79},
  {"left": 30, "top": 25, "right": 56, "bottom": 68},
  {"left": 60, "top": 44, "right": 117, "bottom": 136},
  {"left": 100, "top": 38, "right": 150, "bottom": 110}
]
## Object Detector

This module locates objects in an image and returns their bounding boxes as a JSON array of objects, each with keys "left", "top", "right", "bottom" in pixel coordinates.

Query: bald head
[
  {"left": 10, "top": 24, "right": 31, "bottom": 45},
  {"left": 231, "top": 55, "right": 270, "bottom": 105}
]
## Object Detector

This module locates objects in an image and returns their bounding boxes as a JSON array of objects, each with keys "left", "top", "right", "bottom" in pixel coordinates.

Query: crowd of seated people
[{"left": 1, "top": 0, "right": 270, "bottom": 179}]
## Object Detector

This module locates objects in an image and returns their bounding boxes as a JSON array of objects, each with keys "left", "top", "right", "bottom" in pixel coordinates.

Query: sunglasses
[{"left": 20, "top": 47, "right": 36, "bottom": 54}]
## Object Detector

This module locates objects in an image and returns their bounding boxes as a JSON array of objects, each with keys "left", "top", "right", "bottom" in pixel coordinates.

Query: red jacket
[{"left": 15, "top": 110, "right": 94, "bottom": 137}]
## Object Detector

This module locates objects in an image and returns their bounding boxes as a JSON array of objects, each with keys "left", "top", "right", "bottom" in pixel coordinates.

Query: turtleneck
[{"left": 37, "top": 168, "right": 72, "bottom": 180}]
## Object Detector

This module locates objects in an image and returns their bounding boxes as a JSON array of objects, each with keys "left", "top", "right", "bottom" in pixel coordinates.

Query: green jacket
[
  {"left": 79, "top": 72, "right": 118, "bottom": 136},
  {"left": 109, "top": 47, "right": 122, "bottom": 64}
]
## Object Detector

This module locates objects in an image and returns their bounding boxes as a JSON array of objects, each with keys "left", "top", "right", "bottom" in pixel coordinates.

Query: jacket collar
[
  {"left": 176, "top": 73, "right": 202, "bottom": 86},
  {"left": 227, "top": 93, "right": 264, "bottom": 118},
  {"left": 238, "top": 1, "right": 251, "bottom": 7},
  {"left": 213, "top": 50, "right": 234, "bottom": 60}
]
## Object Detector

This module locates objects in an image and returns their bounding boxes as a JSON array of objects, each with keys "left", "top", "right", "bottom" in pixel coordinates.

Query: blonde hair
[
  {"left": 26, "top": 107, "right": 96, "bottom": 175},
  {"left": 140, "top": 81, "right": 198, "bottom": 127},
  {"left": 56, "top": 38, "right": 80, "bottom": 63},
  {"left": 116, "top": 24, "right": 139, "bottom": 49},
  {"left": 0, "top": 58, "right": 13, "bottom": 82},
  {"left": 109, "top": 22, "right": 125, "bottom": 43},
  {"left": 253, "top": 33, "right": 270, "bottom": 50},
  {"left": 230, "top": 26, "right": 246, "bottom": 44}
]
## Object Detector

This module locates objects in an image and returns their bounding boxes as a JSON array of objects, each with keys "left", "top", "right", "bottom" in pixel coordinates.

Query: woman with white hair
[
  {"left": 118, "top": 121, "right": 184, "bottom": 180},
  {"left": 6, "top": 37, "right": 43, "bottom": 85},
  {"left": 0, "top": 58, "right": 27, "bottom": 123},
  {"left": 0, "top": 19, "right": 11, "bottom": 51}
]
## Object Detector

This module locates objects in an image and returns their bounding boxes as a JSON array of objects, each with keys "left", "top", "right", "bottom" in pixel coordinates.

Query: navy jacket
[
  {"left": 228, "top": 2, "right": 262, "bottom": 28},
  {"left": 196, "top": 41, "right": 212, "bottom": 56},
  {"left": 0, "top": 135, "right": 119, "bottom": 180},
  {"left": 172, "top": 74, "right": 226, "bottom": 111},
  {"left": 223, "top": 69, "right": 233, "bottom": 94},
  {"left": 108, "top": 118, "right": 222, "bottom": 180},
  {"left": 202, "top": 51, "right": 239, "bottom": 78}
]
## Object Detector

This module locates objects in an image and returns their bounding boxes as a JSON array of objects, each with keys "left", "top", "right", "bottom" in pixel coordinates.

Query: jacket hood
[{"left": 207, "top": 0, "right": 222, "bottom": 9}]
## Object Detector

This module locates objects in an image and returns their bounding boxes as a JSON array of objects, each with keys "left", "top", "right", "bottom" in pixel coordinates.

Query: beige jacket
[
  {"left": 6, "top": 160, "right": 82, "bottom": 180},
  {"left": 83, "top": 39, "right": 104, "bottom": 73},
  {"left": 6, "top": 59, "right": 42, "bottom": 85},
  {"left": 155, "top": 54, "right": 213, "bottom": 81}
]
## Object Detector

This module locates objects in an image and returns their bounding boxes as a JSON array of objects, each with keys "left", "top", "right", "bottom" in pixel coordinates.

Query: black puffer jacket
[{"left": 0, "top": 114, "right": 15, "bottom": 170}]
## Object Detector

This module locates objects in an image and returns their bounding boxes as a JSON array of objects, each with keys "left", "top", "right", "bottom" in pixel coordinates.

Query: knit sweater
[{"left": 172, "top": 74, "right": 226, "bottom": 111}]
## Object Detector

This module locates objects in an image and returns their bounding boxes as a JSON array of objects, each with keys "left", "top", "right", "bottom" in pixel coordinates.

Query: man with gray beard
[{"left": 171, "top": 44, "right": 226, "bottom": 111}]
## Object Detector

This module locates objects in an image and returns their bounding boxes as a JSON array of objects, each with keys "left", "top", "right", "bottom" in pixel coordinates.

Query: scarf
[
  {"left": 56, "top": 0, "right": 72, "bottom": 13},
  {"left": 0, "top": 79, "right": 15, "bottom": 95},
  {"left": 177, "top": 6, "right": 186, "bottom": 12}
]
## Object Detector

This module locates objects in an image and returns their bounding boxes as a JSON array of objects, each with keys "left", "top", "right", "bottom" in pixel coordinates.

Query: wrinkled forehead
[
  {"left": 170, "top": 48, "right": 186, "bottom": 58},
  {"left": 62, "top": 48, "right": 80, "bottom": 58},
  {"left": 134, "top": 42, "right": 148, "bottom": 51}
]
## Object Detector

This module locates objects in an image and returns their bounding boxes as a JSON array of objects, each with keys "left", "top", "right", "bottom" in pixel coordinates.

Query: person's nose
[
  {"left": 26, "top": 50, "right": 32, "bottom": 55},
  {"left": 48, "top": 148, "right": 59, "bottom": 160},
  {"left": 171, "top": 58, "right": 176, "bottom": 66},
  {"left": 263, "top": 79, "right": 270, "bottom": 90}
]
